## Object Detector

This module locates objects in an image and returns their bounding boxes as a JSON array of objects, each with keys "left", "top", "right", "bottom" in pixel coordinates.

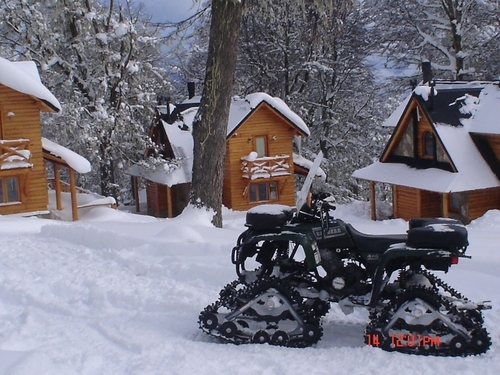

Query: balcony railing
[
  {"left": 241, "top": 154, "right": 291, "bottom": 180},
  {"left": 0, "top": 139, "right": 32, "bottom": 170}
]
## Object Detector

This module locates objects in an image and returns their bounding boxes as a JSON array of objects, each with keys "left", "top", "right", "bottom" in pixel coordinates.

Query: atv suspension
[
  {"left": 366, "top": 271, "right": 491, "bottom": 356},
  {"left": 199, "top": 277, "right": 323, "bottom": 347}
]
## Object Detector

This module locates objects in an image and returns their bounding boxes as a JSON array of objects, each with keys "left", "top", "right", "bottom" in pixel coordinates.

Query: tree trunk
[{"left": 190, "top": 0, "right": 244, "bottom": 227}]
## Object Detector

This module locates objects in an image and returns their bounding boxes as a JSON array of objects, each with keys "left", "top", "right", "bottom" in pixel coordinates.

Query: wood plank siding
[
  {"left": 394, "top": 184, "right": 443, "bottom": 220},
  {"left": 486, "top": 135, "right": 500, "bottom": 160},
  {"left": 419, "top": 189, "right": 441, "bottom": 217},
  {"left": 0, "top": 83, "right": 48, "bottom": 215},
  {"left": 393, "top": 185, "right": 420, "bottom": 220},
  {"left": 467, "top": 187, "right": 500, "bottom": 222},
  {"left": 146, "top": 180, "right": 190, "bottom": 218},
  {"left": 224, "top": 103, "right": 298, "bottom": 210}
]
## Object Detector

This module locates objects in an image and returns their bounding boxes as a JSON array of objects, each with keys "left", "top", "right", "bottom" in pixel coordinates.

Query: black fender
[
  {"left": 368, "top": 243, "right": 458, "bottom": 307},
  {"left": 232, "top": 229, "right": 321, "bottom": 271}
]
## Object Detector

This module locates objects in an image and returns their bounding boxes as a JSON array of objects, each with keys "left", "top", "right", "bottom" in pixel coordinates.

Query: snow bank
[{"left": 0, "top": 202, "right": 498, "bottom": 375}]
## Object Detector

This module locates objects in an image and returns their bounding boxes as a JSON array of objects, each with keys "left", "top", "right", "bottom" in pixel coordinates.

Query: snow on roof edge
[
  {"left": 42, "top": 138, "right": 91, "bottom": 173},
  {"left": 0, "top": 57, "right": 62, "bottom": 112}
]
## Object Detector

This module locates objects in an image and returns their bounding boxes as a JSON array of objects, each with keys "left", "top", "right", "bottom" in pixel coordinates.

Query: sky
[{"left": 138, "top": 0, "right": 200, "bottom": 23}]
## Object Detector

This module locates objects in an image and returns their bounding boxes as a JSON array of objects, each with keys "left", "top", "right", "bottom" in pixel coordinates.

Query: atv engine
[{"left": 320, "top": 248, "right": 370, "bottom": 297}]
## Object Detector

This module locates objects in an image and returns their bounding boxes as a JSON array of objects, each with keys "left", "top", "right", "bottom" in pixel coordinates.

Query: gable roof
[
  {"left": 128, "top": 93, "right": 312, "bottom": 186},
  {"left": 384, "top": 81, "right": 498, "bottom": 129},
  {"left": 226, "top": 93, "right": 310, "bottom": 137},
  {"left": 0, "top": 56, "right": 61, "bottom": 112},
  {"left": 353, "top": 81, "right": 500, "bottom": 193},
  {"left": 159, "top": 93, "right": 310, "bottom": 137}
]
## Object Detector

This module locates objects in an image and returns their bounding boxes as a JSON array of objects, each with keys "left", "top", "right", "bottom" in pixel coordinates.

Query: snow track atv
[{"left": 199, "top": 194, "right": 491, "bottom": 356}]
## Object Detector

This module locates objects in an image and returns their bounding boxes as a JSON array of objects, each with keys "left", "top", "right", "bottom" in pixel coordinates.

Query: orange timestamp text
[{"left": 366, "top": 333, "right": 441, "bottom": 348}]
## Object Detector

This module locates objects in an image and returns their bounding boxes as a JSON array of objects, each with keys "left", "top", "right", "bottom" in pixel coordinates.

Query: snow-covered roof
[
  {"left": 354, "top": 81, "right": 500, "bottom": 193},
  {"left": 353, "top": 121, "right": 500, "bottom": 193},
  {"left": 384, "top": 81, "right": 499, "bottom": 129},
  {"left": 227, "top": 93, "right": 310, "bottom": 136},
  {"left": 0, "top": 57, "right": 61, "bottom": 112},
  {"left": 466, "top": 84, "right": 500, "bottom": 134},
  {"left": 129, "top": 93, "right": 311, "bottom": 187},
  {"left": 127, "top": 112, "right": 195, "bottom": 187},
  {"left": 293, "top": 153, "right": 326, "bottom": 180},
  {"left": 42, "top": 138, "right": 91, "bottom": 173}
]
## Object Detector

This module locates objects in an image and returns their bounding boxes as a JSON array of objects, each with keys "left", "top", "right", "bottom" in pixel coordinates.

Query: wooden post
[
  {"left": 370, "top": 181, "right": 376, "bottom": 221},
  {"left": 133, "top": 176, "right": 140, "bottom": 213},
  {"left": 53, "top": 163, "right": 63, "bottom": 210},
  {"left": 69, "top": 168, "right": 78, "bottom": 221},
  {"left": 167, "top": 185, "right": 173, "bottom": 218},
  {"left": 155, "top": 184, "right": 160, "bottom": 218},
  {"left": 442, "top": 193, "right": 449, "bottom": 218},
  {"left": 416, "top": 189, "right": 422, "bottom": 217}
]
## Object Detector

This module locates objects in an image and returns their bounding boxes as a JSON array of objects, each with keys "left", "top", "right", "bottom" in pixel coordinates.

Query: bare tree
[
  {"left": 367, "top": 0, "right": 499, "bottom": 80},
  {"left": 190, "top": 0, "right": 244, "bottom": 227},
  {"left": 0, "top": 0, "right": 168, "bottom": 202}
]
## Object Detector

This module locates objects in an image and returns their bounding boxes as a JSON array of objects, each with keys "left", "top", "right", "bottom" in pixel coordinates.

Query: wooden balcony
[
  {"left": 241, "top": 154, "right": 291, "bottom": 180},
  {"left": 0, "top": 139, "right": 32, "bottom": 169}
]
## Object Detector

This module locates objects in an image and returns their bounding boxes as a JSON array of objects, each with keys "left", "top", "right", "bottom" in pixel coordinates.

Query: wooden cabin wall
[
  {"left": 419, "top": 189, "right": 441, "bottom": 218},
  {"left": 467, "top": 187, "right": 500, "bottom": 222},
  {"left": 223, "top": 103, "right": 297, "bottom": 210},
  {"left": 485, "top": 135, "right": 500, "bottom": 160},
  {"left": 172, "top": 183, "right": 190, "bottom": 216},
  {"left": 393, "top": 185, "right": 421, "bottom": 220},
  {"left": 0, "top": 84, "right": 48, "bottom": 215},
  {"left": 146, "top": 180, "right": 190, "bottom": 218}
]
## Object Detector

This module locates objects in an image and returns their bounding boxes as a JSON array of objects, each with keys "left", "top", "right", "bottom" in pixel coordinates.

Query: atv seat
[
  {"left": 407, "top": 218, "right": 468, "bottom": 251},
  {"left": 345, "top": 224, "right": 407, "bottom": 253},
  {"left": 245, "top": 204, "right": 294, "bottom": 230}
]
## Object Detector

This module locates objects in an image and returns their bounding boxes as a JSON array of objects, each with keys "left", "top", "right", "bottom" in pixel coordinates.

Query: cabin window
[
  {"left": 449, "top": 192, "right": 465, "bottom": 213},
  {"left": 0, "top": 176, "right": 20, "bottom": 204},
  {"left": 249, "top": 181, "right": 278, "bottom": 202},
  {"left": 254, "top": 136, "right": 267, "bottom": 158},
  {"left": 423, "top": 131, "right": 436, "bottom": 158},
  {"left": 393, "top": 117, "right": 414, "bottom": 157}
]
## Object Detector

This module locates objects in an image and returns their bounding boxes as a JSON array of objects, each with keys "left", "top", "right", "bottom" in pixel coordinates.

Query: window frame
[
  {"left": 248, "top": 181, "right": 279, "bottom": 203},
  {"left": 0, "top": 176, "right": 21, "bottom": 205},
  {"left": 422, "top": 131, "right": 436, "bottom": 159},
  {"left": 254, "top": 135, "right": 268, "bottom": 158},
  {"left": 449, "top": 192, "right": 464, "bottom": 214}
]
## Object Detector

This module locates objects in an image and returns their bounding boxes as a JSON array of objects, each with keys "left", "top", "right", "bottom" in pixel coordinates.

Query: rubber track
[
  {"left": 366, "top": 277, "right": 491, "bottom": 356},
  {"left": 199, "top": 277, "right": 323, "bottom": 347}
]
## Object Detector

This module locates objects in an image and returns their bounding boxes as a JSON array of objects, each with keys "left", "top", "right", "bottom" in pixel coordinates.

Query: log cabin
[
  {"left": 129, "top": 91, "right": 324, "bottom": 218},
  {"left": 353, "top": 67, "right": 500, "bottom": 223},
  {"left": 0, "top": 56, "right": 91, "bottom": 220}
]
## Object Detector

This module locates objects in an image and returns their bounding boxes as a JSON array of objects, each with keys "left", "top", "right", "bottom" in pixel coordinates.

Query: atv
[{"left": 198, "top": 193, "right": 491, "bottom": 356}]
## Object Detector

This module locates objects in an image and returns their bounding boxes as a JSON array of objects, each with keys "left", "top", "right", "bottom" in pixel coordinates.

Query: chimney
[
  {"left": 187, "top": 82, "right": 195, "bottom": 99},
  {"left": 429, "top": 80, "right": 435, "bottom": 111},
  {"left": 422, "top": 61, "right": 432, "bottom": 84}
]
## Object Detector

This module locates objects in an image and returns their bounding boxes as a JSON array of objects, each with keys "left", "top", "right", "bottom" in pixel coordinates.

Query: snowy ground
[{"left": 0, "top": 201, "right": 499, "bottom": 375}]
